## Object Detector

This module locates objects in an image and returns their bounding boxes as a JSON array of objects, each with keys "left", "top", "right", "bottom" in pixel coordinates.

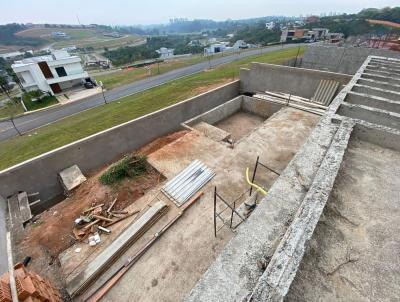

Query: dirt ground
[
  {"left": 14, "top": 131, "right": 186, "bottom": 295},
  {"left": 287, "top": 138, "right": 400, "bottom": 301}
]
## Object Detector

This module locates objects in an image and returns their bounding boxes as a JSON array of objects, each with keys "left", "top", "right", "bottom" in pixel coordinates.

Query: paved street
[{"left": 0, "top": 44, "right": 300, "bottom": 141}]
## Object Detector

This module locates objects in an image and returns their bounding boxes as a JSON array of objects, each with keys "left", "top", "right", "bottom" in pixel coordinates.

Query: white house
[
  {"left": 204, "top": 43, "right": 227, "bottom": 55},
  {"left": 156, "top": 47, "right": 174, "bottom": 59},
  {"left": 12, "top": 50, "right": 88, "bottom": 95},
  {"left": 265, "top": 21, "right": 275, "bottom": 30},
  {"left": 233, "top": 40, "right": 248, "bottom": 49}
]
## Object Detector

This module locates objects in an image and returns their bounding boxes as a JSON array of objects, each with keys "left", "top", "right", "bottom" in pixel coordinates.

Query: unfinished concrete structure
[{"left": 0, "top": 48, "right": 399, "bottom": 302}]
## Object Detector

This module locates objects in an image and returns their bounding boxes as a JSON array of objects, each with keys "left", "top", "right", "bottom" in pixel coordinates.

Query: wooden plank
[
  {"left": 7, "top": 195, "right": 24, "bottom": 239},
  {"left": 66, "top": 201, "right": 168, "bottom": 297},
  {"left": 18, "top": 192, "right": 32, "bottom": 223},
  {"left": 87, "top": 191, "right": 204, "bottom": 302}
]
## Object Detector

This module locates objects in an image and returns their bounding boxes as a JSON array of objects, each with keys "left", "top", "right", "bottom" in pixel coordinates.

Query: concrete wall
[
  {"left": 0, "top": 195, "right": 7, "bottom": 274},
  {"left": 302, "top": 45, "right": 400, "bottom": 75},
  {"left": 0, "top": 81, "right": 240, "bottom": 210},
  {"left": 240, "top": 63, "right": 351, "bottom": 99},
  {"left": 184, "top": 95, "right": 283, "bottom": 127}
]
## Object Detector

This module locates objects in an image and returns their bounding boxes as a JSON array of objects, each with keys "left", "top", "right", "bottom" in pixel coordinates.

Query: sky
[{"left": 0, "top": 0, "right": 398, "bottom": 25}]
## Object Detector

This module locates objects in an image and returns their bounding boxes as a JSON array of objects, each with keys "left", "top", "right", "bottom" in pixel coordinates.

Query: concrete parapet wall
[
  {"left": 240, "top": 63, "right": 351, "bottom": 99},
  {"left": 302, "top": 45, "right": 400, "bottom": 74},
  {"left": 0, "top": 195, "right": 7, "bottom": 274},
  {"left": 0, "top": 81, "right": 240, "bottom": 209},
  {"left": 184, "top": 95, "right": 283, "bottom": 128}
]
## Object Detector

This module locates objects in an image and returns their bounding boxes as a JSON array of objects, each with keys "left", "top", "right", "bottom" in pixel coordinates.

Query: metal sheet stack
[{"left": 162, "top": 160, "right": 215, "bottom": 207}]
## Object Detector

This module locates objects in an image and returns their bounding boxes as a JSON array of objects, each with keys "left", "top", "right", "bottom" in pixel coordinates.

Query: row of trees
[{"left": 103, "top": 36, "right": 204, "bottom": 66}]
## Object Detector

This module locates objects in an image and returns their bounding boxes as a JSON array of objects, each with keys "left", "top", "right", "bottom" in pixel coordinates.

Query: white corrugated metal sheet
[
  {"left": 312, "top": 80, "right": 340, "bottom": 105},
  {"left": 162, "top": 160, "right": 215, "bottom": 207}
]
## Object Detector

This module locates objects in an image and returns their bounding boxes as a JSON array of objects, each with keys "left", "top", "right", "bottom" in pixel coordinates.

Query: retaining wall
[
  {"left": 240, "top": 63, "right": 351, "bottom": 99},
  {"left": 0, "top": 81, "right": 240, "bottom": 210},
  {"left": 301, "top": 45, "right": 400, "bottom": 74}
]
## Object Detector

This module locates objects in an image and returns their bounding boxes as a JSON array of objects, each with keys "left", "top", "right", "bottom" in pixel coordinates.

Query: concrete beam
[
  {"left": 248, "top": 119, "right": 354, "bottom": 301},
  {"left": 338, "top": 102, "right": 400, "bottom": 131},
  {"left": 346, "top": 91, "right": 400, "bottom": 114},
  {"left": 352, "top": 84, "right": 400, "bottom": 101}
]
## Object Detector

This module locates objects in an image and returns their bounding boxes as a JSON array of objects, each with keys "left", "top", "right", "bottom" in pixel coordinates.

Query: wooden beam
[{"left": 66, "top": 201, "right": 168, "bottom": 297}]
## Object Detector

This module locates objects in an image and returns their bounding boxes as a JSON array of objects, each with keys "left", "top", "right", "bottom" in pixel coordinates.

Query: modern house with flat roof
[{"left": 12, "top": 50, "right": 88, "bottom": 95}]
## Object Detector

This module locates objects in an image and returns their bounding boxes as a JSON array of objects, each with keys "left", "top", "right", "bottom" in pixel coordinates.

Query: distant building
[
  {"left": 156, "top": 47, "right": 174, "bottom": 59},
  {"left": 11, "top": 50, "right": 88, "bottom": 95},
  {"left": 312, "top": 28, "right": 329, "bottom": 40},
  {"left": 233, "top": 40, "right": 248, "bottom": 49},
  {"left": 0, "top": 51, "right": 23, "bottom": 60},
  {"left": 305, "top": 16, "right": 320, "bottom": 24},
  {"left": 265, "top": 21, "right": 275, "bottom": 30},
  {"left": 204, "top": 43, "right": 226, "bottom": 55},
  {"left": 103, "top": 32, "right": 122, "bottom": 38},
  {"left": 226, "top": 34, "right": 234, "bottom": 38},
  {"left": 326, "top": 32, "right": 344, "bottom": 43},
  {"left": 51, "top": 32, "right": 68, "bottom": 38},
  {"left": 61, "top": 46, "right": 77, "bottom": 52},
  {"left": 280, "top": 29, "right": 308, "bottom": 43}
]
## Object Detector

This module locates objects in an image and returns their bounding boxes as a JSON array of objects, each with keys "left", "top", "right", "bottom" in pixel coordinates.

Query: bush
[{"left": 99, "top": 154, "right": 148, "bottom": 185}]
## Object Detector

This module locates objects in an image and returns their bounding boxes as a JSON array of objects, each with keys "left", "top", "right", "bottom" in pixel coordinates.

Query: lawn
[
  {"left": 15, "top": 27, "right": 144, "bottom": 50},
  {"left": 95, "top": 54, "right": 206, "bottom": 89},
  {"left": 22, "top": 93, "right": 59, "bottom": 111},
  {"left": 0, "top": 47, "right": 304, "bottom": 170},
  {"left": 0, "top": 101, "right": 24, "bottom": 120}
]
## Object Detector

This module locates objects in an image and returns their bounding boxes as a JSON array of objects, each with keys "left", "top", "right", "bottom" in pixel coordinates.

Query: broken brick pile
[{"left": 0, "top": 264, "right": 62, "bottom": 302}]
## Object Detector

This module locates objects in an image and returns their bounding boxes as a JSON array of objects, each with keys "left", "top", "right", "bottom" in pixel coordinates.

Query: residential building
[
  {"left": 280, "top": 29, "right": 308, "bottom": 42},
  {"left": 204, "top": 43, "right": 227, "bottom": 55},
  {"left": 0, "top": 51, "right": 23, "bottom": 60},
  {"left": 265, "top": 21, "right": 275, "bottom": 30},
  {"left": 11, "top": 50, "right": 88, "bottom": 95},
  {"left": 233, "top": 40, "right": 248, "bottom": 49},
  {"left": 312, "top": 28, "right": 329, "bottom": 40},
  {"left": 51, "top": 32, "right": 68, "bottom": 38},
  {"left": 326, "top": 32, "right": 344, "bottom": 43},
  {"left": 156, "top": 47, "right": 174, "bottom": 59}
]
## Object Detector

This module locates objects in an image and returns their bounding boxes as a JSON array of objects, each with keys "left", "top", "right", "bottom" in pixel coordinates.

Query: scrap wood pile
[{"left": 72, "top": 198, "right": 138, "bottom": 246}]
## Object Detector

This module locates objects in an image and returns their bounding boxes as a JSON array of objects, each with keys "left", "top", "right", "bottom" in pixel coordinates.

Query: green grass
[
  {"left": 0, "top": 101, "right": 24, "bottom": 119},
  {"left": 96, "top": 54, "right": 206, "bottom": 89},
  {"left": 0, "top": 47, "right": 304, "bottom": 170},
  {"left": 22, "top": 93, "right": 59, "bottom": 111},
  {"left": 15, "top": 27, "right": 144, "bottom": 50},
  {"left": 99, "top": 154, "right": 148, "bottom": 185}
]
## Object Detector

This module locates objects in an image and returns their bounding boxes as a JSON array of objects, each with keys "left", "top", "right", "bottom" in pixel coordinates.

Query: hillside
[{"left": 0, "top": 25, "right": 145, "bottom": 53}]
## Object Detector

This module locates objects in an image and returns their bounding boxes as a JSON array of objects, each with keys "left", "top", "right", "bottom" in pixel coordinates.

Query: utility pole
[
  {"left": 99, "top": 81, "right": 107, "bottom": 104},
  {"left": 208, "top": 55, "right": 211, "bottom": 69},
  {"left": 9, "top": 115, "right": 21, "bottom": 136},
  {"left": 157, "top": 60, "right": 160, "bottom": 74}
]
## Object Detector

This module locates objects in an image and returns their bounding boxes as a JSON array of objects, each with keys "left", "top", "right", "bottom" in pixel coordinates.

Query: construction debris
[
  {"left": 58, "top": 165, "right": 87, "bottom": 194},
  {"left": 67, "top": 201, "right": 169, "bottom": 297},
  {"left": 0, "top": 263, "right": 62, "bottom": 302},
  {"left": 254, "top": 91, "right": 327, "bottom": 115},
  {"left": 162, "top": 160, "right": 215, "bottom": 207},
  {"left": 72, "top": 201, "right": 137, "bottom": 242}
]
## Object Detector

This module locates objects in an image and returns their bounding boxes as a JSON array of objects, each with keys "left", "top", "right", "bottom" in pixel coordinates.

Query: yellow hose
[{"left": 246, "top": 167, "right": 267, "bottom": 196}]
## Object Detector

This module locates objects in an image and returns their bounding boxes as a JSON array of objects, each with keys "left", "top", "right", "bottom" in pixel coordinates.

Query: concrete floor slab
[
  {"left": 287, "top": 138, "right": 400, "bottom": 301},
  {"left": 100, "top": 107, "right": 319, "bottom": 302}
]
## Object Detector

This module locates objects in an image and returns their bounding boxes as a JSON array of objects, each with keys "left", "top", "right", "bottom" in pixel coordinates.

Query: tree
[{"left": 0, "top": 74, "right": 12, "bottom": 101}]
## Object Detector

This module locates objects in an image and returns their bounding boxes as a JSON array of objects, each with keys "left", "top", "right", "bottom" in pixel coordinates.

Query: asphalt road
[{"left": 0, "top": 44, "right": 300, "bottom": 142}]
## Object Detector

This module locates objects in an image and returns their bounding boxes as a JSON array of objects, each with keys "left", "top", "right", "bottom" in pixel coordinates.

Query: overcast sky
[{"left": 1, "top": 0, "right": 398, "bottom": 25}]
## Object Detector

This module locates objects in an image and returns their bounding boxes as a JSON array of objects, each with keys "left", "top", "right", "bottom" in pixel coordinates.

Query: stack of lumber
[
  {"left": 66, "top": 201, "right": 169, "bottom": 297},
  {"left": 254, "top": 91, "right": 327, "bottom": 115}
]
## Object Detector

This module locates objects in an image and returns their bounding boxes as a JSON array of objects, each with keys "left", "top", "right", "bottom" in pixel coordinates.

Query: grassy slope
[
  {"left": 0, "top": 47, "right": 303, "bottom": 170},
  {"left": 15, "top": 28, "right": 143, "bottom": 50},
  {"left": 96, "top": 55, "right": 206, "bottom": 89}
]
